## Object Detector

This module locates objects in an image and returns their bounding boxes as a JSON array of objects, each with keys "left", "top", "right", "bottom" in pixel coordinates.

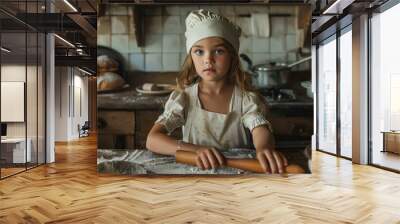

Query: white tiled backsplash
[{"left": 98, "top": 5, "right": 309, "bottom": 72}]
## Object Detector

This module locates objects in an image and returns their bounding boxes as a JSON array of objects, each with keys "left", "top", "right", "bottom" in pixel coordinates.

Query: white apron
[{"left": 182, "top": 83, "right": 252, "bottom": 151}]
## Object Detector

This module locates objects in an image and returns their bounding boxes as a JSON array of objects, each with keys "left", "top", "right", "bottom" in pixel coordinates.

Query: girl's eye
[
  {"left": 193, "top": 49, "right": 204, "bottom": 56},
  {"left": 214, "top": 49, "right": 225, "bottom": 55}
]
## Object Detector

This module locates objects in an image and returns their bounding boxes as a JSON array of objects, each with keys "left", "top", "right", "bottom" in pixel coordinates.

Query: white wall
[
  {"left": 75, "top": 71, "right": 89, "bottom": 139},
  {"left": 55, "top": 66, "right": 69, "bottom": 141},
  {"left": 1, "top": 65, "right": 26, "bottom": 81},
  {"left": 55, "top": 67, "right": 89, "bottom": 141}
]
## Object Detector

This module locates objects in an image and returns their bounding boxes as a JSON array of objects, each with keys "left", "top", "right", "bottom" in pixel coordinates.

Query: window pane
[
  {"left": 339, "top": 28, "right": 352, "bottom": 158},
  {"left": 318, "top": 36, "right": 337, "bottom": 154}
]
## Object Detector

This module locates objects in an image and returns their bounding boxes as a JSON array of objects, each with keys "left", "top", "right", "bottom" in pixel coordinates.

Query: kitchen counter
[
  {"left": 97, "top": 148, "right": 311, "bottom": 175},
  {"left": 98, "top": 88, "right": 169, "bottom": 110},
  {"left": 97, "top": 88, "right": 313, "bottom": 111}
]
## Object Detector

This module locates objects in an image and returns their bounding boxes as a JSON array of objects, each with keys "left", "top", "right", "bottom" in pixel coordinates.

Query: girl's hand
[
  {"left": 256, "top": 149, "right": 288, "bottom": 174},
  {"left": 195, "top": 147, "right": 226, "bottom": 170}
]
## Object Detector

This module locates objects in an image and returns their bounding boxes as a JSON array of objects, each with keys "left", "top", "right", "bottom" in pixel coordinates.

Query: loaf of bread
[
  {"left": 97, "top": 72, "right": 126, "bottom": 91},
  {"left": 97, "top": 55, "right": 119, "bottom": 72}
]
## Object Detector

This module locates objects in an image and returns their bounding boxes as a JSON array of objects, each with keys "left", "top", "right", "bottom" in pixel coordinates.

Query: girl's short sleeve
[
  {"left": 155, "top": 90, "right": 187, "bottom": 134},
  {"left": 241, "top": 92, "right": 273, "bottom": 133}
]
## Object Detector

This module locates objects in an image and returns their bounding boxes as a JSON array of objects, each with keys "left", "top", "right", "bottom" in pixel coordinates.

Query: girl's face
[{"left": 190, "top": 37, "right": 232, "bottom": 83}]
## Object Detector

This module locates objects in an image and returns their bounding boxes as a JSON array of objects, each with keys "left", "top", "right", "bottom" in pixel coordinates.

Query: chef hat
[{"left": 185, "top": 9, "right": 242, "bottom": 53}]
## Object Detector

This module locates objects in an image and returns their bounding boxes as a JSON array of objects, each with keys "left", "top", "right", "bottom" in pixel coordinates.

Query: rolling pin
[{"left": 175, "top": 150, "right": 305, "bottom": 174}]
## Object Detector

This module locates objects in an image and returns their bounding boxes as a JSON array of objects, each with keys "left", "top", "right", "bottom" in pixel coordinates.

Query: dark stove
[{"left": 259, "top": 88, "right": 296, "bottom": 102}]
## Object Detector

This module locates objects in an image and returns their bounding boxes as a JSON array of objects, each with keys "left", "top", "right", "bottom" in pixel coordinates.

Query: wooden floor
[
  {"left": 1, "top": 163, "right": 45, "bottom": 178},
  {"left": 1, "top": 167, "right": 26, "bottom": 177},
  {"left": 1, "top": 135, "right": 400, "bottom": 223}
]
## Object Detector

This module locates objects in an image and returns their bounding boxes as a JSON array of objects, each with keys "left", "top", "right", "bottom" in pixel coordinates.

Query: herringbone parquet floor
[{"left": 1, "top": 135, "right": 400, "bottom": 223}]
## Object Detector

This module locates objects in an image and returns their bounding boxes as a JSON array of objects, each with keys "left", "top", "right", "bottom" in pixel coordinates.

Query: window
[
  {"left": 339, "top": 27, "right": 352, "bottom": 158},
  {"left": 370, "top": 2, "right": 400, "bottom": 171},
  {"left": 317, "top": 35, "right": 337, "bottom": 154}
]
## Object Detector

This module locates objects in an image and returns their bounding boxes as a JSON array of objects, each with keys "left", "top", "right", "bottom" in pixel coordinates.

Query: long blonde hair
[{"left": 176, "top": 39, "right": 269, "bottom": 112}]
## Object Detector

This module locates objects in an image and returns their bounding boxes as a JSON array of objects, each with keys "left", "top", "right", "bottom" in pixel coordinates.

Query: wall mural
[{"left": 97, "top": 4, "right": 312, "bottom": 175}]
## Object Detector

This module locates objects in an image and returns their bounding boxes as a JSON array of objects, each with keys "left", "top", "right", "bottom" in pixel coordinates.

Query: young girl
[{"left": 146, "top": 9, "right": 287, "bottom": 174}]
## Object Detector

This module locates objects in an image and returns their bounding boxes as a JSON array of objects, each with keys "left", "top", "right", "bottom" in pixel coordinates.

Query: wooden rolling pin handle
[
  {"left": 226, "top": 159, "right": 264, "bottom": 173},
  {"left": 175, "top": 150, "right": 305, "bottom": 174}
]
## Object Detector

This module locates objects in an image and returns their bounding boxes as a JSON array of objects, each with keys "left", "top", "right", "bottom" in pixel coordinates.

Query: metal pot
[
  {"left": 240, "top": 54, "right": 311, "bottom": 89},
  {"left": 252, "top": 62, "right": 289, "bottom": 88},
  {"left": 240, "top": 54, "right": 289, "bottom": 88}
]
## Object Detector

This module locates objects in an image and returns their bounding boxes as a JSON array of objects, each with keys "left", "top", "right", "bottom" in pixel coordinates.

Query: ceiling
[
  {"left": 0, "top": 0, "right": 96, "bottom": 14},
  {"left": 0, "top": 0, "right": 97, "bottom": 73}
]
